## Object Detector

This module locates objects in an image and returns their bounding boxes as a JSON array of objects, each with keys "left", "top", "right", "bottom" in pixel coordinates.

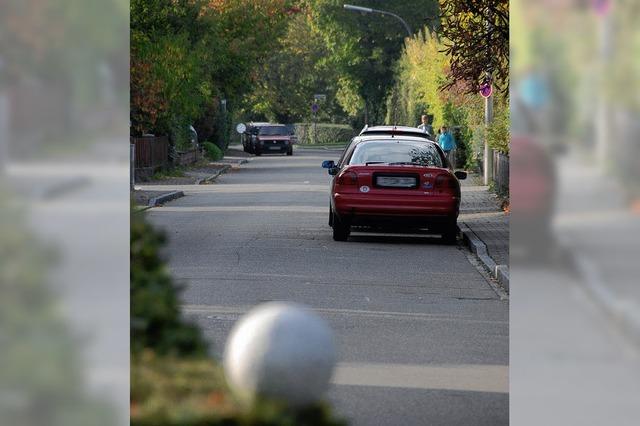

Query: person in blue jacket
[{"left": 437, "top": 126, "right": 456, "bottom": 167}]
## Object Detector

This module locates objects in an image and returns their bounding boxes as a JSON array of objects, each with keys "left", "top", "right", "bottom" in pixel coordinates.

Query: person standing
[
  {"left": 417, "top": 115, "right": 434, "bottom": 138},
  {"left": 438, "top": 125, "right": 457, "bottom": 167}
]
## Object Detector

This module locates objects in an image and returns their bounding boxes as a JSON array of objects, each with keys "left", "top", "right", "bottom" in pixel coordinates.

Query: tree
[
  {"left": 244, "top": 4, "right": 350, "bottom": 123},
  {"left": 130, "top": 0, "right": 294, "bottom": 146},
  {"left": 309, "top": 0, "right": 439, "bottom": 125},
  {"left": 439, "top": 0, "right": 509, "bottom": 93}
]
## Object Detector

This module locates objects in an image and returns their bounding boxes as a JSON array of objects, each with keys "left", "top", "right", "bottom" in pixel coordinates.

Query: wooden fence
[
  {"left": 175, "top": 148, "right": 199, "bottom": 166},
  {"left": 131, "top": 135, "right": 169, "bottom": 181},
  {"left": 492, "top": 151, "right": 509, "bottom": 195}
]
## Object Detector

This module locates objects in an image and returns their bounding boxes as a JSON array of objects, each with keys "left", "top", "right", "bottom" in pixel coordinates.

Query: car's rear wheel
[
  {"left": 286, "top": 147, "right": 293, "bottom": 156},
  {"left": 332, "top": 211, "right": 350, "bottom": 241},
  {"left": 255, "top": 149, "right": 262, "bottom": 156},
  {"left": 441, "top": 221, "right": 458, "bottom": 244}
]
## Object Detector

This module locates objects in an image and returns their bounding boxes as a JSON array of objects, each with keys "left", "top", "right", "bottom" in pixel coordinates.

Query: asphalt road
[{"left": 147, "top": 146, "right": 509, "bottom": 426}]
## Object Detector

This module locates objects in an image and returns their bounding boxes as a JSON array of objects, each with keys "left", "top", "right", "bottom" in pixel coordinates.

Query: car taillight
[
  {"left": 337, "top": 171, "right": 358, "bottom": 185},
  {"left": 434, "top": 174, "right": 460, "bottom": 196}
]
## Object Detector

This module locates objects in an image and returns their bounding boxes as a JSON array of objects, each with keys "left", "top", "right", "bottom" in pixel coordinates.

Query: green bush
[
  {"left": 293, "top": 123, "right": 355, "bottom": 145},
  {"left": 1, "top": 191, "right": 114, "bottom": 425},
  {"left": 131, "top": 352, "right": 346, "bottom": 426},
  {"left": 131, "top": 209, "right": 207, "bottom": 357},
  {"left": 487, "top": 103, "right": 510, "bottom": 154},
  {"left": 203, "top": 142, "right": 224, "bottom": 161}
]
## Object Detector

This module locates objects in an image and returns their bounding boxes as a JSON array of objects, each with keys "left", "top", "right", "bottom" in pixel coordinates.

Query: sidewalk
[
  {"left": 133, "top": 152, "right": 248, "bottom": 208},
  {"left": 459, "top": 174, "right": 509, "bottom": 291},
  {"left": 554, "top": 150, "right": 640, "bottom": 343}
]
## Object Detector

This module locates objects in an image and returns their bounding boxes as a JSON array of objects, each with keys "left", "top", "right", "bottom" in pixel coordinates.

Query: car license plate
[
  {"left": 376, "top": 176, "right": 416, "bottom": 188},
  {"left": 269, "top": 146, "right": 280, "bottom": 150}
]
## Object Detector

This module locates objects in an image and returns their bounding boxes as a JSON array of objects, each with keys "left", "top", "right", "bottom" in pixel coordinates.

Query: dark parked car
[
  {"left": 322, "top": 134, "right": 466, "bottom": 242},
  {"left": 243, "top": 123, "right": 296, "bottom": 156},
  {"left": 241, "top": 122, "right": 270, "bottom": 154}
]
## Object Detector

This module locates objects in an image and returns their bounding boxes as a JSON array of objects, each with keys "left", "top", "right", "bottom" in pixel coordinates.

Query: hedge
[
  {"left": 293, "top": 123, "right": 355, "bottom": 145},
  {"left": 131, "top": 352, "right": 346, "bottom": 426},
  {"left": 203, "top": 142, "right": 224, "bottom": 161}
]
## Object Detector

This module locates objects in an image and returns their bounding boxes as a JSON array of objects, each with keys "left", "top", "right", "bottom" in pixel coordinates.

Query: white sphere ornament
[{"left": 223, "top": 302, "right": 336, "bottom": 407}]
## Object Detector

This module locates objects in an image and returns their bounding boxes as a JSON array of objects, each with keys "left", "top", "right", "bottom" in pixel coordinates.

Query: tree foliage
[
  {"left": 308, "top": 0, "right": 439, "bottom": 125},
  {"left": 387, "top": 28, "right": 509, "bottom": 168},
  {"left": 130, "top": 0, "right": 293, "bottom": 145},
  {"left": 244, "top": 6, "right": 345, "bottom": 123},
  {"left": 439, "top": 0, "right": 509, "bottom": 93}
]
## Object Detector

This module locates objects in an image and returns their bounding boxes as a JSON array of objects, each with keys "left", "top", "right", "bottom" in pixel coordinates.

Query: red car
[
  {"left": 322, "top": 135, "right": 467, "bottom": 242},
  {"left": 253, "top": 124, "right": 295, "bottom": 156}
]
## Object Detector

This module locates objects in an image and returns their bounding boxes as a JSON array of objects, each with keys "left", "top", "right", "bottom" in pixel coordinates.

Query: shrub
[
  {"left": 131, "top": 352, "right": 346, "bottom": 426},
  {"left": 1, "top": 192, "right": 113, "bottom": 424},
  {"left": 293, "top": 123, "right": 355, "bottom": 145},
  {"left": 487, "top": 101, "right": 510, "bottom": 154},
  {"left": 203, "top": 142, "right": 224, "bottom": 161},
  {"left": 131, "top": 209, "right": 207, "bottom": 357}
]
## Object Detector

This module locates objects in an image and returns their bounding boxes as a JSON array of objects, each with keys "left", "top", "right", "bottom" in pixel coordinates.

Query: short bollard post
[{"left": 223, "top": 302, "right": 336, "bottom": 407}]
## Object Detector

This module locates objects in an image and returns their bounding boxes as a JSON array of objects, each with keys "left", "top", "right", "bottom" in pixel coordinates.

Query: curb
[
  {"left": 148, "top": 190, "right": 184, "bottom": 207},
  {"left": 569, "top": 251, "right": 640, "bottom": 346},
  {"left": 34, "top": 176, "right": 91, "bottom": 200},
  {"left": 197, "top": 164, "right": 232, "bottom": 184},
  {"left": 459, "top": 223, "right": 509, "bottom": 292}
]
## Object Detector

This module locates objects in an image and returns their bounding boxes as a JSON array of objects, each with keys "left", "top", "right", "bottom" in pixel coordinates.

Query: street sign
[
  {"left": 314, "top": 94, "right": 326, "bottom": 102},
  {"left": 480, "top": 82, "right": 493, "bottom": 98},
  {"left": 592, "top": 0, "right": 611, "bottom": 16},
  {"left": 311, "top": 103, "right": 319, "bottom": 113},
  {"left": 236, "top": 123, "right": 246, "bottom": 134}
]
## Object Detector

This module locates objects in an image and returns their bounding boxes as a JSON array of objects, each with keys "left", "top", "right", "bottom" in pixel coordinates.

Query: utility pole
[
  {"left": 0, "top": 56, "right": 7, "bottom": 175},
  {"left": 484, "top": 90, "right": 494, "bottom": 185},
  {"left": 342, "top": 4, "right": 411, "bottom": 128},
  {"left": 595, "top": 2, "right": 612, "bottom": 172},
  {"left": 483, "top": 7, "right": 494, "bottom": 186}
]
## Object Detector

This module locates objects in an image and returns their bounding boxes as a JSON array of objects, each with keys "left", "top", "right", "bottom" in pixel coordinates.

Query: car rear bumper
[
  {"left": 256, "top": 144, "right": 290, "bottom": 153},
  {"left": 333, "top": 192, "right": 460, "bottom": 225}
]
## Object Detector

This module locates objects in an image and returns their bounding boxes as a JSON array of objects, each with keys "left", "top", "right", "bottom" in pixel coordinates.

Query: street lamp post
[{"left": 343, "top": 4, "right": 412, "bottom": 38}]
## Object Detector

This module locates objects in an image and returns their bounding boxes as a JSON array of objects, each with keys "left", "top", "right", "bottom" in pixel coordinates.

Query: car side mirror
[
  {"left": 454, "top": 171, "right": 467, "bottom": 180},
  {"left": 322, "top": 160, "right": 339, "bottom": 175}
]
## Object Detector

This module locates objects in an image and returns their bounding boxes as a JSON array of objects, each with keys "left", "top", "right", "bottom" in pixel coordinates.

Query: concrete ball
[{"left": 223, "top": 302, "right": 336, "bottom": 407}]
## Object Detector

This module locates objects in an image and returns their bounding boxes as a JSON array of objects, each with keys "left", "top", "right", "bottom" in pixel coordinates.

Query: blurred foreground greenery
[
  {"left": 131, "top": 208, "right": 207, "bottom": 357},
  {"left": 0, "top": 191, "right": 113, "bottom": 425},
  {"left": 131, "top": 352, "right": 345, "bottom": 426}
]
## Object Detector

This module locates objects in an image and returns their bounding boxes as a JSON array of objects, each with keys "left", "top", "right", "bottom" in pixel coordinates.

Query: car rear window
[
  {"left": 361, "top": 130, "right": 433, "bottom": 140},
  {"left": 259, "top": 126, "right": 289, "bottom": 136},
  {"left": 349, "top": 140, "right": 444, "bottom": 168}
]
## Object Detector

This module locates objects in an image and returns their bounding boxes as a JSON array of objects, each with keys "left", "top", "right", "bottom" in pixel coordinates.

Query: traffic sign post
[
  {"left": 236, "top": 123, "right": 247, "bottom": 148},
  {"left": 311, "top": 102, "right": 319, "bottom": 144},
  {"left": 481, "top": 75, "right": 494, "bottom": 185},
  {"left": 480, "top": 82, "right": 493, "bottom": 98}
]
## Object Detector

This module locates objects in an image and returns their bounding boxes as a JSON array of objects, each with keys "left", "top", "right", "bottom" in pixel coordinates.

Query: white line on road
[
  {"left": 138, "top": 183, "right": 327, "bottom": 193},
  {"left": 152, "top": 205, "right": 327, "bottom": 213},
  {"left": 182, "top": 304, "right": 508, "bottom": 325},
  {"left": 331, "top": 362, "right": 508, "bottom": 393}
]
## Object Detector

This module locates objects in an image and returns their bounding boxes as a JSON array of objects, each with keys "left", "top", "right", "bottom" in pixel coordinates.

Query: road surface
[{"left": 147, "top": 146, "right": 509, "bottom": 426}]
